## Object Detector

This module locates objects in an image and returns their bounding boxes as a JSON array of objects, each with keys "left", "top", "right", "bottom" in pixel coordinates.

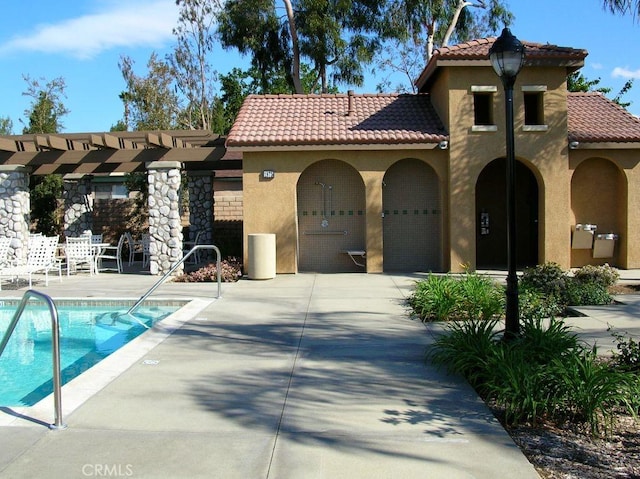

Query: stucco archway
[
  {"left": 571, "top": 157, "right": 626, "bottom": 267},
  {"left": 382, "top": 158, "right": 442, "bottom": 272},
  {"left": 475, "top": 158, "right": 539, "bottom": 269},
  {"left": 296, "top": 160, "right": 366, "bottom": 272}
]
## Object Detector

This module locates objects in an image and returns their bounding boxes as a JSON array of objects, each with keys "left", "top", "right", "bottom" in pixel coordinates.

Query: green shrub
[
  {"left": 564, "top": 280, "right": 612, "bottom": 306},
  {"left": 573, "top": 264, "right": 619, "bottom": 288},
  {"left": 409, "top": 275, "right": 459, "bottom": 321},
  {"left": 174, "top": 258, "right": 243, "bottom": 283},
  {"left": 427, "top": 311, "right": 636, "bottom": 435},
  {"left": 520, "top": 262, "right": 569, "bottom": 300},
  {"left": 611, "top": 331, "right": 640, "bottom": 372},
  {"left": 480, "top": 346, "right": 555, "bottom": 426},
  {"left": 427, "top": 317, "right": 502, "bottom": 386},
  {"left": 519, "top": 289, "right": 563, "bottom": 321},
  {"left": 548, "top": 349, "right": 634, "bottom": 435},
  {"left": 409, "top": 273, "right": 503, "bottom": 322}
]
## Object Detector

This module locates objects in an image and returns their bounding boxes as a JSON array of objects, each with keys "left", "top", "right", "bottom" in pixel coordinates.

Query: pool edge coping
[{"left": 0, "top": 297, "right": 215, "bottom": 428}]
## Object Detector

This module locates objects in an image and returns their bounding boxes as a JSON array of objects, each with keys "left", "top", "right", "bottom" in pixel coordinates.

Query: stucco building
[{"left": 226, "top": 36, "right": 640, "bottom": 274}]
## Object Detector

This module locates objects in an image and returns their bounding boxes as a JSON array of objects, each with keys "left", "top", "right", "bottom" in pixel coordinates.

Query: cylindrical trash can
[{"left": 248, "top": 233, "right": 276, "bottom": 279}]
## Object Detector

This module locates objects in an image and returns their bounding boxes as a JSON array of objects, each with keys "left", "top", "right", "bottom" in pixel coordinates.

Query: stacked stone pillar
[
  {"left": 187, "top": 171, "right": 214, "bottom": 259},
  {"left": 147, "top": 161, "right": 183, "bottom": 276},
  {"left": 0, "top": 166, "right": 31, "bottom": 263},
  {"left": 63, "top": 174, "right": 94, "bottom": 237}
]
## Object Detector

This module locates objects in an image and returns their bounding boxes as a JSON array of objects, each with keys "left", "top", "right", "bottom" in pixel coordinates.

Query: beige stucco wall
[
  {"left": 240, "top": 64, "right": 640, "bottom": 274},
  {"left": 569, "top": 149, "right": 640, "bottom": 269},
  {"left": 432, "top": 65, "right": 572, "bottom": 272},
  {"left": 242, "top": 149, "right": 449, "bottom": 273}
]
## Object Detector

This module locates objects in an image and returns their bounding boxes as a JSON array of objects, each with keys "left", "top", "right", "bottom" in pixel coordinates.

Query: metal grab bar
[
  {"left": 0, "top": 290, "right": 66, "bottom": 430},
  {"left": 126, "top": 244, "right": 222, "bottom": 317}
]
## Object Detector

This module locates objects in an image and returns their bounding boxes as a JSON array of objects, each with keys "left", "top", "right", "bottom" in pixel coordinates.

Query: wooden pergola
[
  {"left": 0, "top": 130, "right": 240, "bottom": 275},
  {"left": 0, "top": 130, "right": 240, "bottom": 175}
]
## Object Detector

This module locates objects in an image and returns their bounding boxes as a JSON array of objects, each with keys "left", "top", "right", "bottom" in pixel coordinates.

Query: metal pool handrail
[
  {"left": 0, "top": 290, "right": 67, "bottom": 430},
  {"left": 125, "top": 244, "right": 222, "bottom": 317}
]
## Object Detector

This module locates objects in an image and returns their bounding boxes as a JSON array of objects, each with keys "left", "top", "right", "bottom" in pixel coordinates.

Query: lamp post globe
[{"left": 489, "top": 28, "right": 525, "bottom": 339}]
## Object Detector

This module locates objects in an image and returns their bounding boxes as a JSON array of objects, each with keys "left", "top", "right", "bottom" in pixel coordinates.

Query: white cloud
[
  {"left": 590, "top": 62, "right": 603, "bottom": 70},
  {"left": 0, "top": 0, "right": 178, "bottom": 59},
  {"left": 612, "top": 66, "right": 640, "bottom": 79}
]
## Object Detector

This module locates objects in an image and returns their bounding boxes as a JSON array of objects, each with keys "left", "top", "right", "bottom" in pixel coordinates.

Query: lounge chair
[{"left": 0, "top": 235, "right": 62, "bottom": 288}]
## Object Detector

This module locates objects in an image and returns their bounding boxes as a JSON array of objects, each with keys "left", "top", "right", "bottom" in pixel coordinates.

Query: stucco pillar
[
  {"left": 362, "top": 171, "right": 383, "bottom": 273},
  {"left": 186, "top": 171, "right": 213, "bottom": 260},
  {"left": 0, "top": 165, "right": 30, "bottom": 263},
  {"left": 147, "top": 161, "right": 183, "bottom": 276},
  {"left": 448, "top": 161, "right": 477, "bottom": 273},
  {"left": 63, "top": 174, "right": 94, "bottom": 237}
]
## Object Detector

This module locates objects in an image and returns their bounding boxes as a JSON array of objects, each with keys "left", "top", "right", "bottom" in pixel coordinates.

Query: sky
[{"left": 0, "top": 0, "right": 639, "bottom": 133}]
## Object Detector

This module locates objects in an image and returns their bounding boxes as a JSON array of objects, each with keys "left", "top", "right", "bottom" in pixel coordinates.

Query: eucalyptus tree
[
  {"left": 20, "top": 75, "right": 69, "bottom": 235},
  {"left": 603, "top": 0, "right": 640, "bottom": 17},
  {"left": 377, "top": 0, "right": 512, "bottom": 92},
  {"left": 217, "top": 0, "right": 386, "bottom": 93},
  {"left": 118, "top": 53, "right": 181, "bottom": 130},
  {"left": 0, "top": 117, "right": 12, "bottom": 135},
  {"left": 169, "top": 0, "right": 220, "bottom": 130},
  {"left": 21, "top": 75, "right": 69, "bottom": 134}
]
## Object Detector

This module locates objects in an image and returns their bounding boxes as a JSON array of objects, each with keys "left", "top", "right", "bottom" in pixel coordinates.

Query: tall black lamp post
[{"left": 488, "top": 28, "right": 525, "bottom": 339}]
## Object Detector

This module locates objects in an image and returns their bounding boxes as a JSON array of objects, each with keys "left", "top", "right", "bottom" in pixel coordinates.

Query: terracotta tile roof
[
  {"left": 416, "top": 37, "right": 587, "bottom": 90},
  {"left": 568, "top": 92, "right": 640, "bottom": 143},
  {"left": 435, "top": 37, "right": 588, "bottom": 62},
  {"left": 226, "top": 93, "right": 448, "bottom": 148}
]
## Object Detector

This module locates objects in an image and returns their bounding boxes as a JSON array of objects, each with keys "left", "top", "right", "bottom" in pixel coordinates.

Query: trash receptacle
[{"left": 248, "top": 234, "right": 276, "bottom": 280}]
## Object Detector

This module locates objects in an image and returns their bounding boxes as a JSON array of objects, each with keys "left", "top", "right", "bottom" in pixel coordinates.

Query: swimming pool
[{"left": 0, "top": 300, "right": 186, "bottom": 407}]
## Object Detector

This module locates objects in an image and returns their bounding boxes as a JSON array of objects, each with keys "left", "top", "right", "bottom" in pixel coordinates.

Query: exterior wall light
[{"left": 489, "top": 27, "right": 525, "bottom": 339}]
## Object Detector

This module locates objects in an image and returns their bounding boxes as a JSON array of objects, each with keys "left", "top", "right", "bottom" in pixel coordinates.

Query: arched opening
[
  {"left": 571, "top": 157, "right": 625, "bottom": 267},
  {"left": 476, "top": 158, "right": 539, "bottom": 269},
  {"left": 296, "top": 160, "right": 366, "bottom": 272},
  {"left": 382, "top": 159, "right": 442, "bottom": 271}
]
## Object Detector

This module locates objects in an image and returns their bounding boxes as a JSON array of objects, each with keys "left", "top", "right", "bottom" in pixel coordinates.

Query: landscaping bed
[{"left": 410, "top": 264, "right": 640, "bottom": 478}]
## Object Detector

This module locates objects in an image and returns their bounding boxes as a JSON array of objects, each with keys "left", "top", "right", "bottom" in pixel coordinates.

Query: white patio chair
[
  {"left": 0, "top": 237, "right": 11, "bottom": 268},
  {"left": 95, "top": 234, "right": 125, "bottom": 273},
  {"left": 183, "top": 230, "right": 202, "bottom": 264},
  {"left": 91, "top": 234, "right": 104, "bottom": 244},
  {"left": 141, "top": 234, "right": 150, "bottom": 268},
  {"left": 65, "top": 236, "right": 95, "bottom": 276},
  {"left": 125, "top": 232, "right": 143, "bottom": 265},
  {"left": 0, "top": 235, "right": 62, "bottom": 287}
]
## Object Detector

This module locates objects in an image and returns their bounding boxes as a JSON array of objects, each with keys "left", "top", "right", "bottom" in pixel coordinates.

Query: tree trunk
[
  {"left": 442, "top": 1, "right": 474, "bottom": 47},
  {"left": 282, "top": 0, "right": 303, "bottom": 94}
]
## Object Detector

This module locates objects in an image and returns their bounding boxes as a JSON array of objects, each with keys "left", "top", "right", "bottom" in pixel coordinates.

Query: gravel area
[{"left": 506, "top": 414, "right": 640, "bottom": 478}]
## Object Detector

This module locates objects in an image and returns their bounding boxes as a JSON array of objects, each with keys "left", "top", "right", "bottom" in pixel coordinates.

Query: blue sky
[{"left": 0, "top": 0, "right": 638, "bottom": 133}]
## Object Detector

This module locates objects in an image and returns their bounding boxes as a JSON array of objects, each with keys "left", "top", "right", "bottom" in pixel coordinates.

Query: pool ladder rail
[
  {"left": 0, "top": 290, "right": 67, "bottom": 430},
  {"left": 125, "top": 244, "right": 222, "bottom": 317}
]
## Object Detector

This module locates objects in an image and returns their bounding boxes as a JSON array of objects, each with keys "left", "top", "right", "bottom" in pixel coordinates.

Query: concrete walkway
[{"left": 0, "top": 271, "right": 634, "bottom": 478}]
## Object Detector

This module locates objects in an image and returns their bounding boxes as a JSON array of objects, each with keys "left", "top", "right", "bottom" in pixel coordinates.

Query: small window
[
  {"left": 473, "top": 93, "right": 493, "bottom": 126},
  {"left": 94, "top": 183, "right": 129, "bottom": 199},
  {"left": 524, "top": 92, "right": 544, "bottom": 125}
]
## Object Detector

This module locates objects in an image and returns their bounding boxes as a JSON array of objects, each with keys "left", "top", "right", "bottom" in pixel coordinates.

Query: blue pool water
[{"left": 0, "top": 301, "right": 182, "bottom": 406}]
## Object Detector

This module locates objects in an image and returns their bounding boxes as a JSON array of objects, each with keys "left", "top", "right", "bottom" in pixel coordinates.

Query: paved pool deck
[{"left": 0, "top": 269, "right": 637, "bottom": 478}]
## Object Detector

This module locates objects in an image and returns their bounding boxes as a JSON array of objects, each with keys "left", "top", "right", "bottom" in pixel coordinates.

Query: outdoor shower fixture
[{"left": 315, "top": 181, "right": 333, "bottom": 228}]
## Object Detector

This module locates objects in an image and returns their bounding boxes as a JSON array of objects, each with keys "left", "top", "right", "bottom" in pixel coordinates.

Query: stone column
[
  {"left": 147, "top": 161, "right": 183, "bottom": 276},
  {"left": 63, "top": 174, "right": 94, "bottom": 237},
  {"left": 0, "top": 166, "right": 30, "bottom": 263},
  {"left": 187, "top": 171, "right": 213, "bottom": 259}
]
